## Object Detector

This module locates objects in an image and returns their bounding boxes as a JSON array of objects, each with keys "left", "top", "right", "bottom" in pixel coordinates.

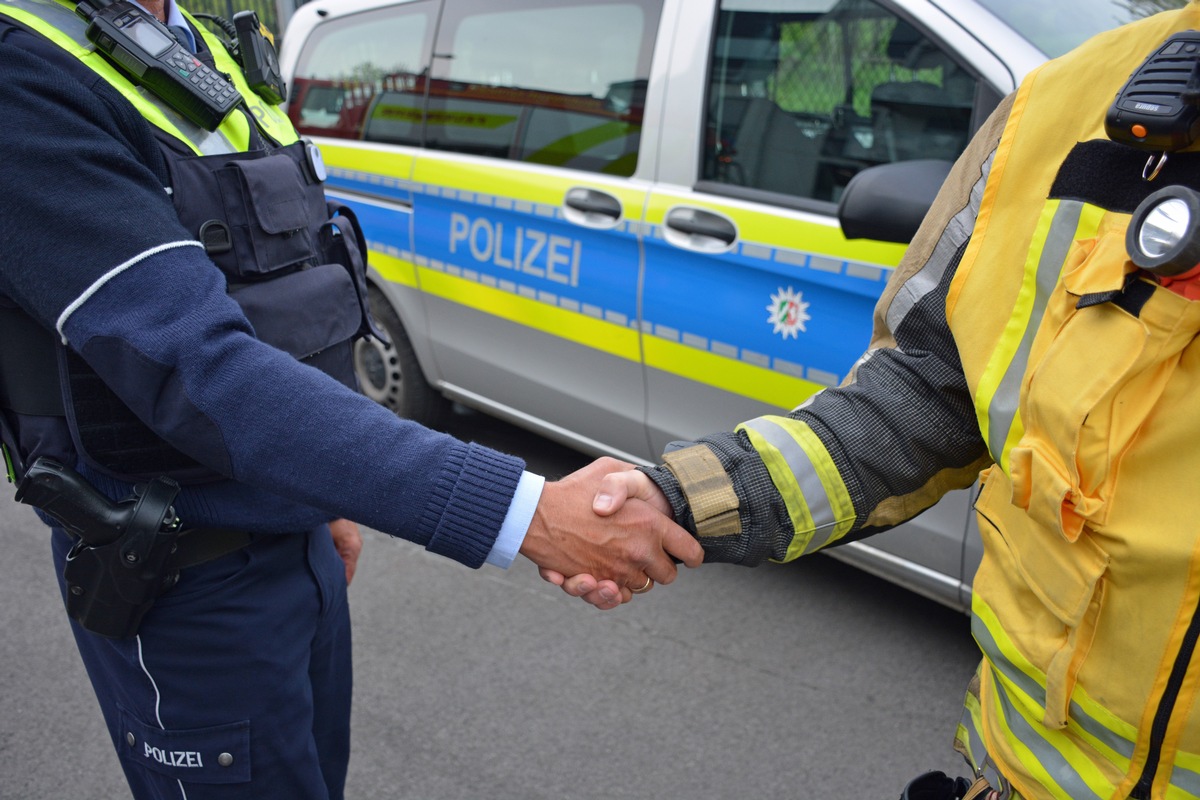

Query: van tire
[{"left": 354, "top": 286, "right": 449, "bottom": 429}]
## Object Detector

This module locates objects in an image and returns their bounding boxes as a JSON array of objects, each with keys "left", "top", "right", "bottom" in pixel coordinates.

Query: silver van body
[{"left": 279, "top": 0, "right": 1153, "bottom": 612}]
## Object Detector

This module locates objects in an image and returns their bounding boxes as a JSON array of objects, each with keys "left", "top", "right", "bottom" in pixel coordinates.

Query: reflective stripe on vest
[
  {"left": 954, "top": 671, "right": 1014, "bottom": 797},
  {"left": 737, "top": 414, "right": 854, "bottom": 560},
  {"left": 182, "top": 8, "right": 297, "bottom": 148},
  {"left": 960, "top": 201, "right": 1200, "bottom": 797},
  {"left": 968, "top": 540, "right": 1200, "bottom": 800},
  {"left": 971, "top": 199, "right": 1105, "bottom": 473},
  {"left": 970, "top": 592, "right": 1200, "bottom": 800},
  {"left": 970, "top": 596, "right": 1130, "bottom": 800},
  {"left": 0, "top": 0, "right": 296, "bottom": 155}
]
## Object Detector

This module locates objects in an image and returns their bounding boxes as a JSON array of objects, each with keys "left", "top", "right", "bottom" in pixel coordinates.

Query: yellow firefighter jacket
[
  {"left": 644, "top": 5, "right": 1200, "bottom": 799},
  {"left": 950, "top": 6, "right": 1200, "bottom": 800}
]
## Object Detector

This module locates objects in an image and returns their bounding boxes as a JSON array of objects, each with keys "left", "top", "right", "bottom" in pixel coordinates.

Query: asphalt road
[{"left": 0, "top": 408, "right": 982, "bottom": 799}]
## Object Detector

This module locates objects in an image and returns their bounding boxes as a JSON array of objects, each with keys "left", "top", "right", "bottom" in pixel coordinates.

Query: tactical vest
[
  {"left": 0, "top": 0, "right": 375, "bottom": 483},
  {"left": 945, "top": 6, "right": 1200, "bottom": 799}
]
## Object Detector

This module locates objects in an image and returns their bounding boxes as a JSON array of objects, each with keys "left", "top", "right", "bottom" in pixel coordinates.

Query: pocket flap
[
  {"left": 231, "top": 263, "right": 361, "bottom": 360},
  {"left": 118, "top": 707, "right": 250, "bottom": 785},
  {"left": 980, "top": 477, "right": 1109, "bottom": 629},
  {"left": 1020, "top": 524, "right": 1108, "bottom": 630},
  {"left": 232, "top": 155, "right": 309, "bottom": 235},
  {"left": 976, "top": 476, "right": 1110, "bottom": 729}
]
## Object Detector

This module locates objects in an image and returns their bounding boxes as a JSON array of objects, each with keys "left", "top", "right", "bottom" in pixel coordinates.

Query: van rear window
[{"left": 288, "top": 0, "right": 663, "bottom": 178}]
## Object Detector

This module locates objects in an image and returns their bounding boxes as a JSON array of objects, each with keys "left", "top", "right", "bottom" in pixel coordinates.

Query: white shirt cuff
[{"left": 485, "top": 471, "right": 545, "bottom": 569}]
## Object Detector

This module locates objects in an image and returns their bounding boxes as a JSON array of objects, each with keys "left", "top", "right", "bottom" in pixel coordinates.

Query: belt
[{"left": 170, "top": 528, "right": 254, "bottom": 569}]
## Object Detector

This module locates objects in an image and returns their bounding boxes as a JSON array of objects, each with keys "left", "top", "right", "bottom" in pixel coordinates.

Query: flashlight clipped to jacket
[{"left": 1127, "top": 185, "right": 1200, "bottom": 300}]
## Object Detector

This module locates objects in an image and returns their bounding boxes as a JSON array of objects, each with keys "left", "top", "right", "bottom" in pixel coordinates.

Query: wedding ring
[{"left": 630, "top": 576, "right": 654, "bottom": 594}]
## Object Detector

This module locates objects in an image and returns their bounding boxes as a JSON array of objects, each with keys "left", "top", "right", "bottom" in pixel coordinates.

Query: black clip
[{"left": 198, "top": 219, "right": 233, "bottom": 255}]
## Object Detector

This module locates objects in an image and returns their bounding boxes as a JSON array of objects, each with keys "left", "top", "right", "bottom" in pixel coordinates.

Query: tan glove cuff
[{"left": 661, "top": 445, "right": 740, "bottom": 538}]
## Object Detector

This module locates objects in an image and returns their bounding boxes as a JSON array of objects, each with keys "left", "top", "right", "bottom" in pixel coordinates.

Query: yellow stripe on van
[
  {"left": 416, "top": 159, "right": 565, "bottom": 205},
  {"left": 417, "top": 268, "right": 640, "bottom": 361},
  {"left": 319, "top": 143, "right": 416, "bottom": 184},
  {"left": 415, "top": 263, "right": 823, "bottom": 405},
  {"left": 368, "top": 249, "right": 418, "bottom": 288},
  {"left": 643, "top": 337, "right": 822, "bottom": 408}
]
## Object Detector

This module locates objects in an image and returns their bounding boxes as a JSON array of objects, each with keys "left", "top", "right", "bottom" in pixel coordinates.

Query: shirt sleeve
[{"left": 484, "top": 471, "right": 544, "bottom": 568}]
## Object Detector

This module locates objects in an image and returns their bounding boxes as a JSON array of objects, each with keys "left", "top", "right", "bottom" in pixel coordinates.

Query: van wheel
[{"left": 354, "top": 286, "right": 448, "bottom": 429}]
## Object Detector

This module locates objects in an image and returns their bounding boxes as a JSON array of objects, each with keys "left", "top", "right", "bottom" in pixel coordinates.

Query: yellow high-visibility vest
[{"left": 0, "top": 0, "right": 297, "bottom": 155}]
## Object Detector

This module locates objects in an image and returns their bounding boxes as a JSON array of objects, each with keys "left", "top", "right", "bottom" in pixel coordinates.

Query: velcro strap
[
  {"left": 961, "top": 776, "right": 994, "bottom": 800},
  {"left": 662, "top": 445, "right": 740, "bottom": 538}
]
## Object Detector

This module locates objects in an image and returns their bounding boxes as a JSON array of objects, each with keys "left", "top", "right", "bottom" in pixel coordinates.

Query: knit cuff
[{"left": 421, "top": 441, "right": 526, "bottom": 568}]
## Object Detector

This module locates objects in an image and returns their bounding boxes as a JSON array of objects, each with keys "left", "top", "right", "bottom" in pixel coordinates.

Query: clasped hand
[{"left": 519, "top": 457, "right": 698, "bottom": 611}]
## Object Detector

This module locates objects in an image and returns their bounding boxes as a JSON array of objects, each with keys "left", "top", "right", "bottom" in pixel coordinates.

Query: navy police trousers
[{"left": 53, "top": 525, "right": 352, "bottom": 799}]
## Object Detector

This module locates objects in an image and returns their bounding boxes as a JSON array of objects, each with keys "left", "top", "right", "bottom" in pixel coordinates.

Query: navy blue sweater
[{"left": 0, "top": 31, "right": 524, "bottom": 568}]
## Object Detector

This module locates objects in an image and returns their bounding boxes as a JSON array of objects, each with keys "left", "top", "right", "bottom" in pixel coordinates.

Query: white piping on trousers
[{"left": 136, "top": 635, "right": 188, "bottom": 800}]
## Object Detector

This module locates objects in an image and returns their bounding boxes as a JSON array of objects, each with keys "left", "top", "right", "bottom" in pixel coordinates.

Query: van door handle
[
  {"left": 564, "top": 187, "right": 622, "bottom": 228},
  {"left": 664, "top": 206, "right": 737, "bottom": 251}
]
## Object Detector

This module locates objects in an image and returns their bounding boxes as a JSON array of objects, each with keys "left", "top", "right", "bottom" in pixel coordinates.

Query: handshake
[{"left": 520, "top": 457, "right": 705, "bottom": 611}]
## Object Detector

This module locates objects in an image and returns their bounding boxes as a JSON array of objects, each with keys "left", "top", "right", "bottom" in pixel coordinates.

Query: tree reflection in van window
[
  {"left": 422, "top": 0, "right": 661, "bottom": 176},
  {"left": 704, "top": 0, "right": 976, "bottom": 203},
  {"left": 288, "top": 2, "right": 432, "bottom": 141},
  {"left": 286, "top": 0, "right": 662, "bottom": 177}
]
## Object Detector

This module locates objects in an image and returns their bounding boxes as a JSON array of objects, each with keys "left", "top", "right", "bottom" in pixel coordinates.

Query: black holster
[
  {"left": 61, "top": 475, "right": 184, "bottom": 639},
  {"left": 16, "top": 458, "right": 185, "bottom": 639}
]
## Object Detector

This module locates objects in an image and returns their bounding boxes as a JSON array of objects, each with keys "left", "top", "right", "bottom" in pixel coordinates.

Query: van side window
[
  {"left": 427, "top": 0, "right": 663, "bottom": 176},
  {"left": 287, "top": 2, "right": 434, "bottom": 142},
  {"left": 703, "top": 0, "right": 977, "bottom": 203}
]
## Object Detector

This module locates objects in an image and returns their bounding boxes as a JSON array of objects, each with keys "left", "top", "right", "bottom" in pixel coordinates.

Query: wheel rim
[{"left": 353, "top": 336, "right": 402, "bottom": 408}]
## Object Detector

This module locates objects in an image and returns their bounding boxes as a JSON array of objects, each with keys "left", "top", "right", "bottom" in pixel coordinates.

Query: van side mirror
[{"left": 837, "top": 159, "right": 954, "bottom": 244}]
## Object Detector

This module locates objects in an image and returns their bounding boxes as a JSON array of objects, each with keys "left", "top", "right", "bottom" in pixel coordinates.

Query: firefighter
[{"left": 551, "top": 4, "right": 1200, "bottom": 798}]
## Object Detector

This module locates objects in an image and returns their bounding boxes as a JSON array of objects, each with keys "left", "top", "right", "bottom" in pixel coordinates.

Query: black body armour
[
  {"left": 0, "top": 8, "right": 376, "bottom": 485},
  {"left": 57, "top": 138, "right": 376, "bottom": 482}
]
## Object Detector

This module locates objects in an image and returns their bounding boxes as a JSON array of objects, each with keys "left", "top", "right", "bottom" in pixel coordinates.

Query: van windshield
[{"left": 973, "top": 0, "right": 1185, "bottom": 58}]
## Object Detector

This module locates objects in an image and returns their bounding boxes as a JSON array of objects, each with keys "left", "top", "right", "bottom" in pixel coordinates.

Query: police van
[{"left": 277, "top": 0, "right": 1150, "bottom": 611}]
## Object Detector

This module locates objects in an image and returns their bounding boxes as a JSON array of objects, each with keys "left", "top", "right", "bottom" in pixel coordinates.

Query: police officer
[
  {"left": 550, "top": 3, "right": 1200, "bottom": 799},
  {"left": 0, "top": 1, "right": 702, "bottom": 797}
]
